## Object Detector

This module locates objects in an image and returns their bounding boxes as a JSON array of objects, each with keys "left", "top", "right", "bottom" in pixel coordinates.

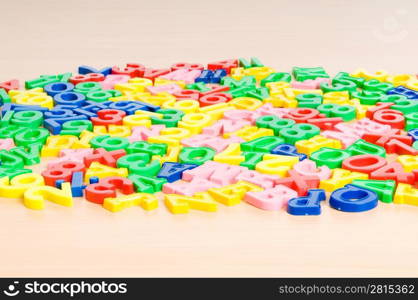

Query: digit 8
[
  {"left": 41, "top": 160, "right": 85, "bottom": 186},
  {"left": 256, "top": 115, "right": 295, "bottom": 135},
  {"left": 279, "top": 123, "right": 320, "bottom": 144}
]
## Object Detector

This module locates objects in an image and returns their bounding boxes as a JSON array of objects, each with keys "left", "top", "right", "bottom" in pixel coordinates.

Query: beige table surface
[{"left": 1, "top": 0, "right": 418, "bottom": 277}]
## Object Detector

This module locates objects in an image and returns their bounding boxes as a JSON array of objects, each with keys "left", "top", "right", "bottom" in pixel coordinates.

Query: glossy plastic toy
[
  {"left": 329, "top": 184, "right": 378, "bottom": 212},
  {"left": 0, "top": 58, "right": 417, "bottom": 216},
  {"left": 287, "top": 189, "right": 326, "bottom": 215}
]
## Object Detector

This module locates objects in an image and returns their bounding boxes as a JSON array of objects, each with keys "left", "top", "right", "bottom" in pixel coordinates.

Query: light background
[{"left": 0, "top": 0, "right": 417, "bottom": 277}]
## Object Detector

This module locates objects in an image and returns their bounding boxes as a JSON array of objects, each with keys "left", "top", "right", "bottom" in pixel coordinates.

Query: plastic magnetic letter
[
  {"left": 270, "top": 143, "right": 307, "bottom": 161},
  {"left": 23, "top": 182, "right": 73, "bottom": 210},
  {"left": 342, "top": 154, "right": 387, "bottom": 174},
  {"left": 287, "top": 189, "right": 326, "bottom": 215},
  {"left": 157, "top": 162, "right": 198, "bottom": 183},
  {"left": 179, "top": 147, "right": 216, "bottom": 165},
  {"left": 370, "top": 162, "right": 415, "bottom": 184},
  {"left": 329, "top": 184, "right": 378, "bottom": 212},
  {"left": 245, "top": 185, "right": 297, "bottom": 211},
  {"left": 273, "top": 169, "right": 319, "bottom": 196},
  {"left": 351, "top": 179, "right": 395, "bottom": 203}
]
